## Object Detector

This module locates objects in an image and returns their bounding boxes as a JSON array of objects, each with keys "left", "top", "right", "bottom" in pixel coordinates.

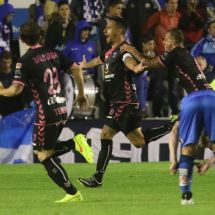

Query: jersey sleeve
[
  {"left": 12, "top": 60, "right": 26, "bottom": 86},
  {"left": 158, "top": 51, "right": 173, "bottom": 67}
]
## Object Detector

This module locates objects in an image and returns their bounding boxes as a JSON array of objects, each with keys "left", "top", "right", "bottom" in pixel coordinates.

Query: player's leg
[
  {"left": 178, "top": 94, "right": 203, "bottom": 205},
  {"left": 78, "top": 125, "right": 117, "bottom": 187},
  {"left": 33, "top": 124, "right": 82, "bottom": 202},
  {"left": 53, "top": 134, "right": 94, "bottom": 164}
]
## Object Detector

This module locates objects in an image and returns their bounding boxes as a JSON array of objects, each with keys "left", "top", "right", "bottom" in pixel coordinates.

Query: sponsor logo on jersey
[{"left": 47, "top": 95, "right": 66, "bottom": 105}]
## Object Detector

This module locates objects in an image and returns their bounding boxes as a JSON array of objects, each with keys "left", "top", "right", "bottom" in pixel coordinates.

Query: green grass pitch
[{"left": 0, "top": 162, "right": 215, "bottom": 215}]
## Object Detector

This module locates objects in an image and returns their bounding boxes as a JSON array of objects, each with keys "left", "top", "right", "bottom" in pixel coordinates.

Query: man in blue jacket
[
  {"left": 191, "top": 20, "right": 215, "bottom": 74},
  {"left": 64, "top": 20, "right": 97, "bottom": 77}
]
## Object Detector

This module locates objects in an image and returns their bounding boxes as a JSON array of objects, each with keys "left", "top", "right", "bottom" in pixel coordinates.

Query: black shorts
[
  {"left": 33, "top": 121, "right": 65, "bottom": 151},
  {"left": 105, "top": 103, "right": 141, "bottom": 135}
]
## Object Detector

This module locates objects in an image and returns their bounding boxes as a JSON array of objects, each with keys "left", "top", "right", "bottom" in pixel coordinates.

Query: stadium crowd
[{"left": 0, "top": 0, "right": 215, "bottom": 119}]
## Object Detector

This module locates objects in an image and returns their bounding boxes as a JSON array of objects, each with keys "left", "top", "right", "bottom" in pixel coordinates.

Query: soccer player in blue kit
[{"left": 122, "top": 28, "right": 215, "bottom": 205}]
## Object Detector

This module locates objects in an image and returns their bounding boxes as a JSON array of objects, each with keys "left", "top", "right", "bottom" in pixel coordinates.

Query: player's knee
[
  {"left": 132, "top": 140, "right": 145, "bottom": 148},
  {"left": 37, "top": 150, "right": 53, "bottom": 162},
  {"left": 101, "top": 130, "right": 113, "bottom": 139}
]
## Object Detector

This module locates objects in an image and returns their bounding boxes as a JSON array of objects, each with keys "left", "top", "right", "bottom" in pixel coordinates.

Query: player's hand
[
  {"left": 0, "top": 81, "right": 5, "bottom": 95},
  {"left": 74, "top": 94, "right": 89, "bottom": 110},
  {"left": 79, "top": 55, "right": 87, "bottom": 70},
  {"left": 197, "top": 158, "right": 215, "bottom": 174},
  {"left": 169, "top": 161, "right": 178, "bottom": 175}
]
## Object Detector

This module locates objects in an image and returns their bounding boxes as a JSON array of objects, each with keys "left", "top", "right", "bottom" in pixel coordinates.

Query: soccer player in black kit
[
  {"left": 0, "top": 22, "right": 94, "bottom": 203},
  {"left": 78, "top": 17, "right": 175, "bottom": 188},
  {"left": 122, "top": 28, "right": 215, "bottom": 204}
]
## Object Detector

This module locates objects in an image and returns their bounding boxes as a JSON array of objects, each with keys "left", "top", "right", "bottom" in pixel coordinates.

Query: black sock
[
  {"left": 52, "top": 139, "right": 76, "bottom": 157},
  {"left": 143, "top": 122, "right": 172, "bottom": 144},
  {"left": 182, "top": 192, "right": 192, "bottom": 200},
  {"left": 94, "top": 139, "right": 113, "bottom": 182},
  {"left": 42, "top": 156, "right": 77, "bottom": 195}
]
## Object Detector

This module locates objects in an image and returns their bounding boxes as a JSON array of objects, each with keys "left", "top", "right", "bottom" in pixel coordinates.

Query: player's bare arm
[
  {"left": 124, "top": 56, "right": 146, "bottom": 74},
  {"left": 70, "top": 63, "right": 88, "bottom": 110},
  {"left": 0, "top": 83, "right": 24, "bottom": 97},
  {"left": 168, "top": 121, "right": 179, "bottom": 175},
  {"left": 121, "top": 44, "right": 162, "bottom": 69},
  {"left": 79, "top": 55, "right": 103, "bottom": 70},
  {"left": 121, "top": 44, "right": 144, "bottom": 62}
]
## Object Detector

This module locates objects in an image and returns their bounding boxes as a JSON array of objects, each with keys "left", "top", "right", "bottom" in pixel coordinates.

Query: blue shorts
[{"left": 179, "top": 90, "right": 215, "bottom": 146}]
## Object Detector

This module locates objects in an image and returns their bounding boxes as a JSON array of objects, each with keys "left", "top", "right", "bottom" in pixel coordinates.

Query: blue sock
[{"left": 178, "top": 155, "right": 194, "bottom": 194}]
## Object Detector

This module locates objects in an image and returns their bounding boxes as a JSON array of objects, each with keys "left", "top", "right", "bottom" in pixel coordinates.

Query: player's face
[
  {"left": 58, "top": 4, "right": 70, "bottom": 20},
  {"left": 163, "top": 32, "right": 175, "bottom": 52},
  {"left": 104, "top": 20, "right": 118, "bottom": 44}
]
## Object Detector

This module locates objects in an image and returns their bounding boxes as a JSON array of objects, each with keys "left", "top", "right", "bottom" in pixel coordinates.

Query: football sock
[
  {"left": 94, "top": 139, "right": 113, "bottom": 181},
  {"left": 143, "top": 122, "right": 172, "bottom": 144},
  {"left": 42, "top": 156, "right": 77, "bottom": 195},
  {"left": 52, "top": 139, "right": 76, "bottom": 157},
  {"left": 178, "top": 155, "right": 194, "bottom": 194}
]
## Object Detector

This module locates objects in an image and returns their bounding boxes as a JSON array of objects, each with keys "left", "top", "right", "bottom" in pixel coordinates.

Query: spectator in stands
[
  {"left": 125, "top": 0, "right": 161, "bottom": 50},
  {"left": 200, "top": 0, "right": 215, "bottom": 23},
  {"left": 142, "top": 0, "right": 180, "bottom": 55},
  {"left": 64, "top": 20, "right": 98, "bottom": 80},
  {"left": 132, "top": 34, "right": 156, "bottom": 117},
  {"left": 29, "top": 0, "right": 47, "bottom": 30},
  {"left": 191, "top": 20, "right": 215, "bottom": 74},
  {"left": 70, "top": 0, "right": 105, "bottom": 24},
  {"left": 0, "top": 1, "right": 14, "bottom": 56},
  {"left": 178, "top": 0, "right": 205, "bottom": 50},
  {"left": 0, "top": 51, "right": 24, "bottom": 116},
  {"left": 44, "top": 0, "right": 77, "bottom": 51}
]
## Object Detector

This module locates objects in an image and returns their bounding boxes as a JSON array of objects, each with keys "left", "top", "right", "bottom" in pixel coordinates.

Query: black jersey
[
  {"left": 13, "top": 46, "right": 73, "bottom": 124},
  {"left": 158, "top": 47, "right": 211, "bottom": 94},
  {"left": 100, "top": 43, "right": 138, "bottom": 104}
]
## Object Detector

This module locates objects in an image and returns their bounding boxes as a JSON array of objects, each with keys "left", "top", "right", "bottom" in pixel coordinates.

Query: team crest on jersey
[
  {"left": 16, "top": 62, "right": 22, "bottom": 70},
  {"left": 104, "top": 63, "right": 109, "bottom": 74}
]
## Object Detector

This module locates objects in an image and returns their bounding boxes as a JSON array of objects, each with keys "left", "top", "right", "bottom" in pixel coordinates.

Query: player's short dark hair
[
  {"left": 141, "top": 34, "right": 154, "bottom": 44},
  {"left": 108, "top": 0, "right": 123, "bottom": 8},
  {"left": 0, "top": 51, "right": 12, "bottom": 60},
  {"left": 20, "top": 21, "right": 43, "bottom": 46},
  {"left": 167, "top": 28, "right": 184, "bottom": 44},
  {"left": 58, "top": 0, "right": 69, "bottom": 8},
  {"left": 107, "top": 16, "right": 127, "bottom": 31}
]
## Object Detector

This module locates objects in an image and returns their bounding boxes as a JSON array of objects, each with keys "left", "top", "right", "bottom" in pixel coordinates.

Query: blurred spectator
[
  {"left": 0, "top": 51, "right": 24, "bottom": 116},
  {"left": 70, "top": 0, "right": 105, "bottom": 24},
  {"left": 200, "top": 0, "right": 215, "bottom": 23},
  {"left": 98, "top": 0, "right": 124, "bottom": 52},
  {"left": 125, "top": 0, "right": 161, "bottom": 51},
  {"left": 132, "top": 34, "right": 156, "bottom": 117},
  {"left": 191, "top": 20, "right": 215, "bottom": 74},
  {"left": 142, "top": 0, "right": 180, "bottom": 54},
  {"left": 64, "top": 20, "right": 98, "bottom": 80},
  {"left": 29, "top": 0, "right": 47, "bottom": 30},
  {"left": 178, "top": 0, "right": 205, "bottom": 50},
  {"left": 0, "top": 0, "right": 14, "bottom": 56},
  {"left": 195, "top": 55, "right": 215, "bottom": 89},
  {"left": 44, "top": 0, "right": 77, "bottom": 50}
]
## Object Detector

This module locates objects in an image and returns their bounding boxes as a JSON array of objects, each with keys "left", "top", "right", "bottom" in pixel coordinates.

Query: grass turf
[{"left": 0, "top": 162, "right": 215, "bottom": 215}]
